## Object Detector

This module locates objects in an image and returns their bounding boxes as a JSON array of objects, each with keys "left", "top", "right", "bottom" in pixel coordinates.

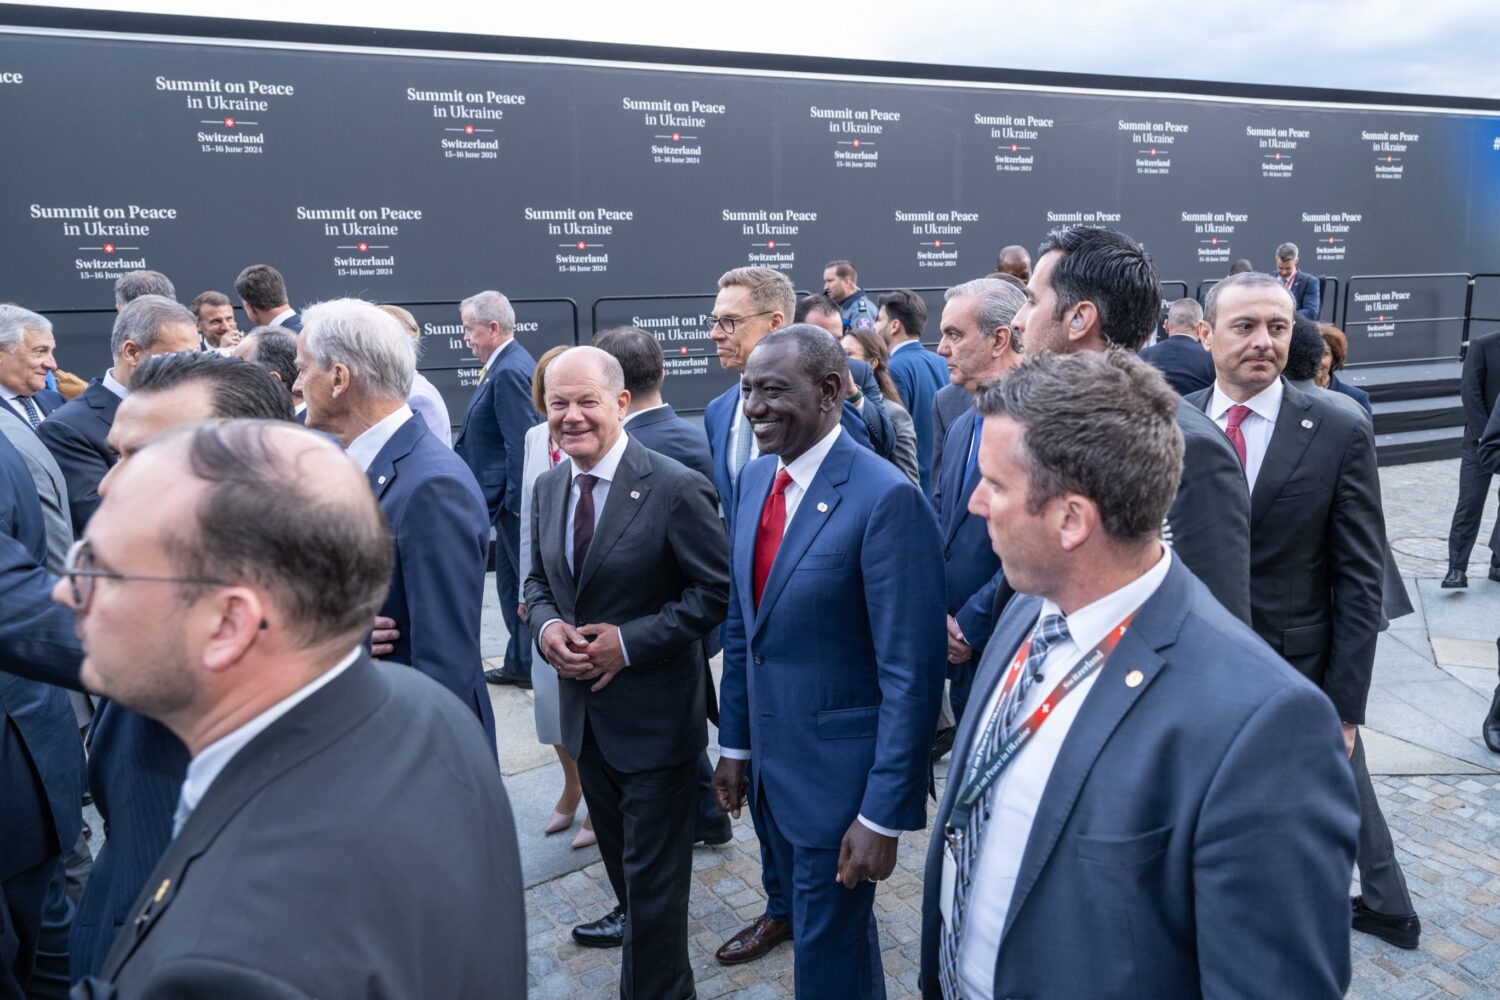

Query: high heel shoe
[
  {"left": 571, "top": 816, "right": 597, "bottom": 850},
  {"left": 544, "top": 807, "right": 577, "bottom": 835}
]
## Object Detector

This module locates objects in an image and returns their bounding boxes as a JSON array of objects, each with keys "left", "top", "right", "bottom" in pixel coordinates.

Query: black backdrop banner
[{"left": 3, "top": 17, "right": 1499, "bottom": 413}]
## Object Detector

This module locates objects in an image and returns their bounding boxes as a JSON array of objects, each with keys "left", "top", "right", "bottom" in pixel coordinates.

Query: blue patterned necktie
[
  {"left": 18, "top": 395, "right": 41, "bottom": 429},
  {"left": 937, "top": 613, "right": 1071, "bottom": 999},
  {"left": 732, "top": 398, "right": 753, "bottom": 482}
]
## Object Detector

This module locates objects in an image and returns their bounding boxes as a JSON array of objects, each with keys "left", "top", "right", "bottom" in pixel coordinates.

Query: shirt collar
[
  {"left": 480, "top": 337, "right": 515, "bottom": 372},
  {"left": 570, "top": 429, "right": 630, "bottom": 482},
  {"left": 102, "top": 368, "right": 129, "bottom": 400},
  {"left": 623, "top": 403, "right": 668, "bottom": 425},
  {"left": 890, "top": 339, "right": 921, "bottom": 355},
  {"left": 1039, "top": 546, "right": 1172, "bottom": 655},
  {"left": 1209, "top": 376, "right": 1283, "bottom": 423},
  {"left": 345, "top": 403, "right": 414, "bottom": 472},
  {"left": 268, "top": 307, "right": 297, "bottom": 328},
  {"left": 777, "top": 423, "right": 844, "bottom": 493},
  {"left": 179, "top": 646, "right": 361, "bottom": 815}
]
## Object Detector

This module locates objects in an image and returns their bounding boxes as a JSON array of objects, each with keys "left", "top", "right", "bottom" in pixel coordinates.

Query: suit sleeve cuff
[
  {"left": 617, "top": 629, "right": 631, "bottom": 666},
  {"left": 857, "top": 815, "right": 902, "bottom": 838},
  {"left": 718, "top": 747, "right": 751, "bottom": 760}
]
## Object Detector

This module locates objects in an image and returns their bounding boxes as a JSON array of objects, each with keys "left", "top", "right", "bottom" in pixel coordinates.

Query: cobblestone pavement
[{"left": 521, "top": 459, "right": 1500, "bottom": 998}]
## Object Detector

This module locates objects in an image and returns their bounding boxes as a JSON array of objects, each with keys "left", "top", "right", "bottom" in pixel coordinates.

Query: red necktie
[
  {"left": 753, "top": 469, "right": 793, "bottom": 609},
  {"left": 1224, "top": 404, "right": 1251, "bottom": 467}
]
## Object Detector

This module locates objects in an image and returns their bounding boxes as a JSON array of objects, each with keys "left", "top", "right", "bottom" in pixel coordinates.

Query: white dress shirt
[
  {"left": 478, "top": 336, "right": 516, "bottom": 381},
  {"left": 175, "top": 646, "right": 360, "bottom": 829},
  {"left": 622, "top": 403, "right": 669, "bottom": 425},
  {"left": 3, "top": 391, "right": 41, "bottom": 425},
  {"left": 537, "top": 430, "right": 632, "bottom": 664},
  {"left": 890, "top": 338, "right": 922, "bottom": 356},
  {"left": 102, "top": 368, "right": 129, "bottom": 401},
  {"left": 345, "top": 403, "right": 414, "bottom": 472},
  {"left": 267, "top": 307, "right": 298, "bottom": 329},
  {"left": 954, "top": 547, "right": 1172, "bottom": 999},
  {"left": 1208, "top": 377, "right": 1283, "bottom": 493},
  {"left": 717, "top": 425, "right": 895, "bottom": 836}
]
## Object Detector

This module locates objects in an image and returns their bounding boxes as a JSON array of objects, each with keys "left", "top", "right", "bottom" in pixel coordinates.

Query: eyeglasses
[
  {"left": 707, "top": 311, "right": 774, "bottom": 335},
  {"left": 61, "top": 538, "right": 233, "bottom": 610}
]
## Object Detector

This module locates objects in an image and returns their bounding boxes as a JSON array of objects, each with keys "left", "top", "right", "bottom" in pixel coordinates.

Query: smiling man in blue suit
[
  {"left": 920, "top": 351, "right": 1357, "bottom": 1000},
  {"left": 714, "top": 325, "right": 946, "bottom": 999},
  {"left": 298, "top": 299, "right": 496, "bottom": 748},
  {"left": 454, "top": 290, "right": 540, "bottom": 689}
]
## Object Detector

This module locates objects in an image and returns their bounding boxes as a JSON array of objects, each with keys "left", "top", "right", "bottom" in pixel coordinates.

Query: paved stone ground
[{"left": 504, "top": 458, "right": 1500, "bottom": 998}]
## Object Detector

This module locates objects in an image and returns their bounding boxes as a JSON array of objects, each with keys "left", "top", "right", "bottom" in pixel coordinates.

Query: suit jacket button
[{"left": 753, "top": 655, "right": 764, "bottom": 665}]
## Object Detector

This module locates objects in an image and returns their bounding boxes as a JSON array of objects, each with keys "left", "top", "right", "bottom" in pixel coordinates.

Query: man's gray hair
[
  {"left": 111, "top": 295, "right": 196, "bottom": 361},
  {"left": 973, "top": 350, "right": 1183, "bottom": 542},
  {"left": 302, "top": 298, "right": 416, "bottom": 400},
  {"left": 1203, "top": 272, "right": 1295, "bottom": 327},
  {"left": 1275, "top": 242, "right": 1299, "bottom": 262},
  {"left": 114, "top": 270, "right": 176, "bottom": 308},
  {"left": 0, "top": 304, "right": 52, "bottom": 352},
  {"left": 945, "top": 277, "right": 1028, "bottom": 350},
  {"left": 461, "top": 290, "right": 516, "bottom": 332},
  {"left": 1165, "top": 298, "right": 1203, "bottom": 332},
  {"left": 551, "top": 346, "right": 626, "bottom": 397}
]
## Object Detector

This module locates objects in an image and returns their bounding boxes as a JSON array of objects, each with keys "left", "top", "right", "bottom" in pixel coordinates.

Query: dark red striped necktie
[{"left": 752, "top": 469, "right": 793, "bottom": 608}]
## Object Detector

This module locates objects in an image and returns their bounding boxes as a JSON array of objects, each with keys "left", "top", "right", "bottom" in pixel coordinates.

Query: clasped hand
[{"left": 540, "top": 621, "right": 626, "bottom": 691}]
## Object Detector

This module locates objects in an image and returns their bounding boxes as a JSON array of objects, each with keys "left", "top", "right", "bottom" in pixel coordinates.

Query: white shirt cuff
[
  {"left": 718, "top": 747, "right": 751, "bottom": 760},
  {"left": 617, "top": 630, "right": 631, "bottom": 666},
  {"left": 857, "top": 814, "right": 902, "bottom": 838}
]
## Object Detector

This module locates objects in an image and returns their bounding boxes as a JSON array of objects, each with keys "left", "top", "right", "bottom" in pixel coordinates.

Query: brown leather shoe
[{"left": 714, "top": 914, "right": 792, "bottom": 965}]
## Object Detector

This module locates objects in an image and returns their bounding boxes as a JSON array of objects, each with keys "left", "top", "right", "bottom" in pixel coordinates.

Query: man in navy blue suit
[
  {"left": 39, "top": 295, "right": 199, "bottom": 535},
  {"left": 454, "top": 289, "right": 540, "bottom": 689},
  {"left": 2, "top": 350, "right": 296, "bottom": 981},
  {"left": 878, "top": 290, "right": 947, "bottom": 496},
  {"left": 297, "top": 299, "right": 496, "bottom": 746},
  {"left": 931, "top": 277, "right": 1028, "bottom": 723},
  {"left": 234, "top": 263, "right": 303, "bottom": 332},
  {"left": 0, "top": 431, "right": 83, "bottom": 999},
  {"left": 1138, "top": 297, "right": 1216, "bottom": 396},
  {"left": 921, "top": 350, "right": 1358, "bottom": 999},
  {"left": 714, "top": 326, "right": 946, "bottom": 999},
  {"left": 1274, "top": 242, "right": 1321, "bottom": 320}
]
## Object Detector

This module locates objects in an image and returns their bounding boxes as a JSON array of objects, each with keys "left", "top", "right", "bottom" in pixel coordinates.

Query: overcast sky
[{"left": 13, "top": 0, "right": 1500, "bottom": 101}]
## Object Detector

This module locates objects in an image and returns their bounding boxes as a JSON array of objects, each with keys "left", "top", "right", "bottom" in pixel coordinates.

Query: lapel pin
[
  {"left": 817, "top": 502, "right": 829, "bottom": 513},
  {"left": 154, "top": 878, "right": 171, "bottom": 903},
  {"left": 1301, "top": 419, "right": 1313, "bottom": 429},
  {"left": 630, "top": 490, "right": 640, "bottom": 499},
  {"left": 377, "top": 475, "right": 387, "bottom": 485},
  {"left": 1125, "top": 670, "right": 1144, "bottom": 688}
]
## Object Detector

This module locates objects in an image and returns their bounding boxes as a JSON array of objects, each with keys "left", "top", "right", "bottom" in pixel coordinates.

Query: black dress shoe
[
  {"left": 931, "top": 726, "right": 957, "bottom": 765},
  {"left": 572, "top": 906, "right": 625, "bottom": 948},
  {"left": 1441, "top": 567, "right": 1468, "bottom": 589},
  {"left": 694, "top": 815, "right": 733, "bottom": 847},
  {"left": 1352, "top": 896, "right": 1421, "bottom": 949},
  {"left": 484, "top": 668, "right": 532, "bottom": 689},
  {"left": 1484, "top": 685, "right": 1500, "bottom": 753}
]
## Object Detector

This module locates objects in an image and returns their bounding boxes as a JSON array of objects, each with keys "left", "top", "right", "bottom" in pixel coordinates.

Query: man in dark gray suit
[
  {"left": 1186, "top": 270, "right": 1418, "bottom": 951},
  {"left": 526, "top": 347, "right": 729, "bottom": 999},
  {"left": 1012, "top": 226, "right": 1252, "bottom": 623},
  {"left": 66, "top": 421, "right": 525, "bottom": 998},
  {"left": 1444, "top": 328, "right": 1500, "bottom": 587}
]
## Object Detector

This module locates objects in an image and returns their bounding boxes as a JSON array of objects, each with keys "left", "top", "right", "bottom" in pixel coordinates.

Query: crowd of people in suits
[{"left": 0, "top": 226, "right": 1484, "bottom": 999}]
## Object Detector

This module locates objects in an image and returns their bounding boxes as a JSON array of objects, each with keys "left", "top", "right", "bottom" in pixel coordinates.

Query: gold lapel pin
[
  {"left": 1301, "top": 419, "right": 1314, "bottom": 429},
  {"left": 817, "top": 502, "right": 829, "bottom": 513},
  {"left": 154, "top": 878, "right": 171, "bottom": 903},
  {"left": 630, "top": 490, "right": 641, "bottom": 499},
  {"left": 1125, "top": 670, "right": 1144, "bottom": 688}
]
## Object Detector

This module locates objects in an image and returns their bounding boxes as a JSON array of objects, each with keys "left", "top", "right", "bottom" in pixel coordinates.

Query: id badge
[{"left": 939, "top": 841, "right": 957, "bottom": 927}]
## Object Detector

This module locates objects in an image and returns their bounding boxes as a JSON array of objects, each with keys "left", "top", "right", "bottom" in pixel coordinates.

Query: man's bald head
[{"left": 996, "top": 245, "right": 1032, "bottom": 282}]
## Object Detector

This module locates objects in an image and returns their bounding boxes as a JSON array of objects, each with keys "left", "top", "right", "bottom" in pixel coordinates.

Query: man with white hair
[
  {"left": 454, "top": 289, "right": 540, "bottom": 689},
  {"left": 296, "top": 298, "right": 496, "bottom": 747},
  {"left": 39, "top": 294, "right": 199, "bottom": 533},
  {"left": 0, "top": 305, "right": 70, "bottom": 568}
]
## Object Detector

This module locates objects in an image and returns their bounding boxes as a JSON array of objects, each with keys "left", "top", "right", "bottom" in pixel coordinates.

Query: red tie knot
[
  {"left": 772, "top": 468, "right": 793, "bottom": 495},
  {"left": 1225, "top": 404, "right": 1252, "bottom": 431}
]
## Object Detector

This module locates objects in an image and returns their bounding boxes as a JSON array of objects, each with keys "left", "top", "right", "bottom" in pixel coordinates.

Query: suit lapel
[
  {"left": 1249, "top": 384, "right": 1317, "bottom": 528},
  {"left": 455, "top": 361, "right": 495, "bottom": 444},
  {"left": 999, "top": 562, "right": 1191, "bottom": 941},
  {"left": 733, "top": 459, "right": 773, "bottom": 633},
  {"left": 576, "top": 439, "right": 652, "bottom": 594},
  {"left": 364, "top": 415, "right": 423, "bottom": 501},
  {"left": 942, "top": 411, "right": 978, "bottom": 546},
  {"left": 751, "top": 439, "right": 851, "bottom": 635},
  {"left": 538, "top": 461, "right": 575, "bottom": 606}
]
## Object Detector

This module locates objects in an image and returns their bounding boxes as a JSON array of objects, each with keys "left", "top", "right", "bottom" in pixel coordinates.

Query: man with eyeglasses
[
  {"left": 1, "top": 351, "right": 295, "bottom": 983},
  {"left": 59, "top": 420, "right": 524, "bottom": 998}
]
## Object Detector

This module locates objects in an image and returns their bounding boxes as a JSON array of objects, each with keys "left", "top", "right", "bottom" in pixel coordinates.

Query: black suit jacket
[
  {"left": 624, "top": 405, "right": 715, "bottom": 487},
  {"left": 1462, "top": 330, "right": 1500, "bottom": 437},
  {"left": 1186, "top": 381, "right": 1385, "bottom": 724},
  {"left": 78, "top": 655, "right": 525, "bottom": 999},
  {"left": 930, "top": 382, "right": 971, "bottom": 487},
  {"left": 1167, "top": 399, "right": 1253, "bottom": 623},
  {"left": 524, "top": 436, "right": 729, "bottom": 773},
  {"left": 1139, "top": 334, "right": 1216, "bottom": 396},
  {"left": 37, "top": 377, "right": 120, "bottom": 534}
]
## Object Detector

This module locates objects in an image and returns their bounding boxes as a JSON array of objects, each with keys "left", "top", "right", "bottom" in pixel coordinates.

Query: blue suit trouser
[
  {"left": 753, "top": 781, "right": 885, "bottom": 1000},
  {"left": 494, "top": 510, "right": 531, "bottom": 680}
]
